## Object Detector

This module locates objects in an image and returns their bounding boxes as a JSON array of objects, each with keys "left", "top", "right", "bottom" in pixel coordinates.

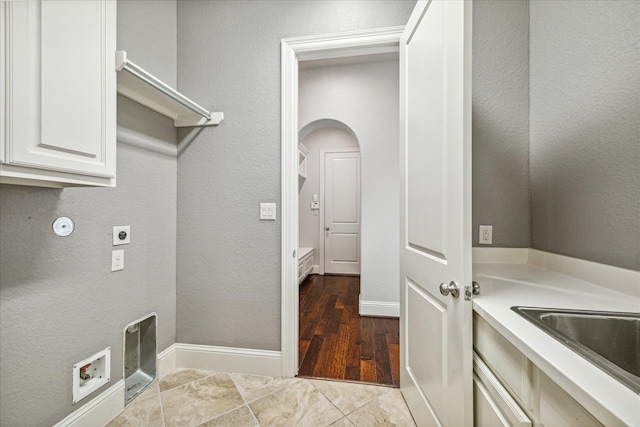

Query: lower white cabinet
[
  {"left": 473, "top": 353, "right": 532, "bottom": 427},
  {"left": 298, "top": 248, "right": 314, "bottom": 284},
  {"left": 473, "top": 314, "right": 603, "bottom": 427},
  {"left": 1, "top": 0, "right": 117, "bottom": 188}
]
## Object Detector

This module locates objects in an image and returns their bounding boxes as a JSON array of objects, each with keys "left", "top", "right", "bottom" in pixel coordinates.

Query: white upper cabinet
[{"left": 1, "top": 1, "right": 116, "bottom": 187}]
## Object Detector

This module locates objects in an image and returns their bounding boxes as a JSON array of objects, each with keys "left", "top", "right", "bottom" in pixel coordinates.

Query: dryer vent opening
[{"left": 124, "top": 313, "right": 157, "bottom": 405}]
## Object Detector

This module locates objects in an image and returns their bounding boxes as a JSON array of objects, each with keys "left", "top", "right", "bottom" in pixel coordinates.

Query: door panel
[
  {"left": 407, "top": 1, "right": 445, "bottom": 258},
  {"left": 400, "top": 1, "right": 472, "bottom": 426},
  {"left": 406, "top": 280, "right": 446, "bottom": 419},
  {"left": 323, "top": 151, "right": 360, "bottom": 275},
  {"left": 330, "top": 233, "right": 359, "bottom": 262}
]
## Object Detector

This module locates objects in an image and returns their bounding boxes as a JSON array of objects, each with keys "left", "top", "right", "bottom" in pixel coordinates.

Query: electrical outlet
[
  {"left": 112, "top": 250, "right": 124, "bottom": 271},
  {"left": 113, "top": 226, "right": 130, "bottom": 245},
  {"left": 479, "top": 225, "right": 493, "bottom": 245}
]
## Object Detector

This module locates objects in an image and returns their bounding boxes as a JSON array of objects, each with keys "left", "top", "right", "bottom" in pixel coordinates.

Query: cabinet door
[{"left": 3, "top": 1, "right": 116, "bottom": 186}]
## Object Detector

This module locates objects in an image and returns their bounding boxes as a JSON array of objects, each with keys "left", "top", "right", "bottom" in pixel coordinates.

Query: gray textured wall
[
  {"left": 472, "top": 0, "right": 530, "bottom": 247},
  {"left": 0, "top": 1, "right": 178, "bottom": 425},
  {"left": 530, "top": 1, "right": 640, "bottom": 270},
  {"left": 176, "top": 0, "right": 417, "bottom": 350}
]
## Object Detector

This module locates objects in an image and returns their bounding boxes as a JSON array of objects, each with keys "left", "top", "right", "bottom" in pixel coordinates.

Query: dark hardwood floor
[{"left": 298, "top": 274, "right": 400, "bottom": 387}]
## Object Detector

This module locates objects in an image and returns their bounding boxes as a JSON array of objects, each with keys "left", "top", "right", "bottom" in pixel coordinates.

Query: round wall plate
[{"left": 52, "top": 217, "right": 74, "bottom": 237}]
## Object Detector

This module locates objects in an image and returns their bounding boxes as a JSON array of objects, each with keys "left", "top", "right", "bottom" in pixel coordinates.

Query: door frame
[
  {"left": 281, "top": 27, "right": 403, "bottom": 377},
  {"left": 319, "top": 148, "right": 361, "bottom": 275}
]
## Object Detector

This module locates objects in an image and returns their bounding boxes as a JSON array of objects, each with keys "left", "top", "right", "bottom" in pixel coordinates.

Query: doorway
[{"left": 281, "top": 27, "right": 404, "bottom": 380}]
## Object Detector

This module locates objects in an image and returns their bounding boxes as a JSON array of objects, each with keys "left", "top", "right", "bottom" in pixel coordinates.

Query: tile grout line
[
  {"left": 159, "top": 370, "right": 245, "bottom": 426},
  {"left": 307, "top": 380, "right": 355, "bottom": 426},
  {"left": 309, "top": 380, "right": 389, "bottom": 420},
  {"left": 157, "top": 389, "right": 166, "bottom": 427},
  {"left": 228, "top": 374, "right": 260, "bottom": 427}
]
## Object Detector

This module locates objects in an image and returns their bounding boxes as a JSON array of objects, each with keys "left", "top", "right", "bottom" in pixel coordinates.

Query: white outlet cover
[
  {"left": 112, "top": 250, "right": 124, "bottom": 271},
  {"left": 479, "top": 225, "right": 493, "bottom": 245},
  {"left": 113, "top": 226, "right": 131, "bottom": 245}
]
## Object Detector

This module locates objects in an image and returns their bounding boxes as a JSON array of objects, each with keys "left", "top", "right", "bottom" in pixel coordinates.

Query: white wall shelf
[{"left": 115, "top": 51, "right": 223, "bottom": 128}]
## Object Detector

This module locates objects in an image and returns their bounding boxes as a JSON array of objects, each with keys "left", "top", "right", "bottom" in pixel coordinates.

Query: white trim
[
  {"left": 174, "top": 344, "right": 282, "bottom": 377},
  {"left": 158, "top": 344, "right": 177, "bottom": 379},
  {"left": 359, "top": 299, "right": 400, "bottom": 318},
  {"left": 472, "top": 248, "right": 529, "bottom": 264},
  {"left": 281, "top": 26, "right": 403, "bottom": 378},
  {"left": 527, "top": 249, "right": 640, "bottom": 298},
  {"left": 53, "top": 380, "right": 124, "bottom": 427}
]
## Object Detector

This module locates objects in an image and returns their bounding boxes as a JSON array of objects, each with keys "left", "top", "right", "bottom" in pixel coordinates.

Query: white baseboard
[
  {"left": 174, "top": 344, "right": 282, "bottom": 377},
  {"left": 53, "top": 380, "right": 124, "bottom": 427},
  {"left": 311, "top": 265, "right": 320, "bottom": 274},
  {"left": 158, "top": 343, "right": 177, "bottom": 378},
  {"left": 359, "top": 299, "right": 399, "bottom": 318}
]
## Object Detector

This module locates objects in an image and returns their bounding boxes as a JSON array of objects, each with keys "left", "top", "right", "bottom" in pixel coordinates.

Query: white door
[
  {"left": 399, "top": 1, "right": 473, "bottom": 426},
  {"left": 322, "top": 150, "right": 361, "bottom": 275}
]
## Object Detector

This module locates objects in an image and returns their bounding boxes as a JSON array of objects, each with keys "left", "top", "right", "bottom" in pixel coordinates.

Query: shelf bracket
[{"left": 115, "top": 51, "right": 223, "bottom": 127}]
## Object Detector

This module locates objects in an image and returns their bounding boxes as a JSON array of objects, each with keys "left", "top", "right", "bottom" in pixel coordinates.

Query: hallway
[{"left": 298, "top": 275, "right": 400, "bottom": 386}]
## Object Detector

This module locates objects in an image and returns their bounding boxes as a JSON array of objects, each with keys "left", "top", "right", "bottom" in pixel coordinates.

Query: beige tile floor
[{"left": 107, "top": 368, "right": 416, "bottom": 427}]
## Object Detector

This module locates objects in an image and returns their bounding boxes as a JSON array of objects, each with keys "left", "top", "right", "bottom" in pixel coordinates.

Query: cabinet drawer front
[
  {"left": 474, "top": 314, "right": 526, "bottom": 402},
  {"left": 474, "top": 352, "right": 532, "bottom": 427},
  {"left": 304, "top": 254, "right": 313, "bottom": 274},
  {"left": 5, "top": 1, "right": 116, "bottom": 178}
]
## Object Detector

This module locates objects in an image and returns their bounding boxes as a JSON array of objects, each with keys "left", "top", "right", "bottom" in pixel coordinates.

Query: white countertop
[{"left": 473, "top": 262, "right": 640, "bottom": 426}]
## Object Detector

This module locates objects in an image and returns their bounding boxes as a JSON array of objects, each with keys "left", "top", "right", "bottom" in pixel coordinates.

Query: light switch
[{"left": 260, "top": 203, "right": 276, "bottom": 220}]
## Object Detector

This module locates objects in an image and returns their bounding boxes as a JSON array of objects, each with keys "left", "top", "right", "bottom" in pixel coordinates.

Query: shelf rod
[{"left": 115, "top": 51, "right": 211, "bottom": 121}]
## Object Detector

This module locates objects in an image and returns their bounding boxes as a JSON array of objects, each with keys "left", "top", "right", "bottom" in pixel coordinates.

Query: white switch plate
[
  {"left": 260, "top": 203, "right": 276, "bottom": 220},
  {"left": 112, "top": 250, "right": 124, "bottom": 271},
  {"left": 479, "top": 225, "right": 493, "bottom": 245},
  {"left": 113, "top": 226, "right": 130, "bottom": 245}
]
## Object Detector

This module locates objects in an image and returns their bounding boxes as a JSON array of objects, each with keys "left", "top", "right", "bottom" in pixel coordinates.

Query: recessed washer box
[{"left": 72, "top": 347, "right": 111, "bottom": 404}]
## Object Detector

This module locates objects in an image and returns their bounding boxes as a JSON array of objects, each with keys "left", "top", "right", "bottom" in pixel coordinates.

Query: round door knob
[
  {"left": 325, "top": 227, "right": 330, "bottom": 231},
  {"left": 439, "top": 281, "right": 460, "bottom": 299}
]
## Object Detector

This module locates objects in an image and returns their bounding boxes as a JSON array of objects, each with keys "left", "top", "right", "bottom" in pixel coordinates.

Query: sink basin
[{"left": 511, "top": 306, "right": 640, "bottom": 393}]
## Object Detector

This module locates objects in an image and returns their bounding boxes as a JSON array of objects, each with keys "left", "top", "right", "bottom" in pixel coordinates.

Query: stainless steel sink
[{"left": 511, "top": 306, "right": 640, "bottom": 393}]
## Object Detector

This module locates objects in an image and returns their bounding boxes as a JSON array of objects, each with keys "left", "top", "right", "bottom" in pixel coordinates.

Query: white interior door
[
  {"left": 322, "top": 150, "right": 361, "bottom": 275},
  {"left": 399, "top": 1, "right": 473, "bottom": 426}
]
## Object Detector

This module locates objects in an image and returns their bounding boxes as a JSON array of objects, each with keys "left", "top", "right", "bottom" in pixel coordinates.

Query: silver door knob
[
  {"left": 325, "top": 227, "right": 330, "bottom": 231},
  {"left": 439, "top": 281, "right": 460, "bottom": 298}
]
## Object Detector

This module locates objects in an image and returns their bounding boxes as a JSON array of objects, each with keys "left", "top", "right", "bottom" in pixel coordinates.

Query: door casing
[{"left": 281, "top": 27, "right": 403, "bottom": 378}]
